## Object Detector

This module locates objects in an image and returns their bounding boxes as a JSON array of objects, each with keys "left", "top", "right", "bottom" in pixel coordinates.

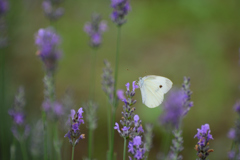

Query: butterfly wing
[{"left": 140, "top": 75, "right": 173, "bottom": 108}]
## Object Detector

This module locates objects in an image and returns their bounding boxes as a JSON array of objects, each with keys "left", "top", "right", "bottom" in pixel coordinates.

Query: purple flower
[
  {"left": 42, "top": 100, "right": 51, "bottom": 112},
  {"left": 160, "top": 89, "right": 185, "bottom": 129},
  {"left": 194, "top": 124, "right": 214, "bottom": 159},
  {"left": 117, "top": 89, "right": 125, "bottom": 100},
  {"left": 53, "top": 102, "right": 63, "bottom": 116},
  {"left": 9, "top": 87, "right": 30, "bottom": 141},
  {"left": 134, "top": 115, "right": 139, "bottom": 123},
  {"left": 228, "top": 128, "right": 236, "bottom": 139},
  {"left": 65, "top": 107, "right": 85, "bottom": 146},
  {"left": 125, "top": 82, "right": 130, "bottom": 91},
  {"left": 128, "top": 141, "right": 134, "bottom": 154},
  {"left": 84, "top": 13, "right": 108, "bottom": 48},
  {"left": 133, "top": 136, "right": 141, "bottom": 146},
  {"left": 228, "top": 151, "right": 235, "bottom": 159},
  {"left": 0, "top": 0, "right": 9, "bottom": 15},
  {"left": 122, "top": 126, "right": 130, "bottom": 132},
  {"left": 135, "top": 149, "right": 144, "bottom": 160},
  {"left": 35, "top": 27, "right": 62, "bottom": 73},
  {"left": 194, "top": 124, "right": 213, "bottom": 141},
  {"left": 132, "top": 81, "right": 139, "bottom": 91},
  {"left": 114, "top": 123, "right": 121, "bottom": 133},
  {"left": 42, "top": 0, "right": 64, "bottom": 21},
  {"left": 234, "top": 100, "right": 240, "bottom": 113},
  {"left": 110, "top": 0, "right": 131, "bottom": 26},
  {"left": 71, "top": 109, "right": 76, "bottom": 120}
]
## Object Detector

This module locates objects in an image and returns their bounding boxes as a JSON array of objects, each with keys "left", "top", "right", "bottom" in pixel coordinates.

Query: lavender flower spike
[
  {"left": 9, "top": 87, "right": 30, "bottom": 141},
  {"left": 42, "top": 0, "right": 64, "bottom": 21},
  {"left": 194, "top": 124, "right": 214, "bottom": 160},
  {"left": 84, "top": 13, "right": 108, "bottom": 48},
  {"left": 35, "top": 27, "right": 62, "bottom": 74},
  {"left": 110, "top": 0, "right": 131, "bottom": 26},
  {"left": 64, "top": 107, "right": 85, "bottom": 146}
]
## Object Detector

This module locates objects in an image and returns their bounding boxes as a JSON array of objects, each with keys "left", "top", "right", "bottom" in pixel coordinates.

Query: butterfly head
[{"left": 138, "top": 77, "right": 144, "bottom": 88}]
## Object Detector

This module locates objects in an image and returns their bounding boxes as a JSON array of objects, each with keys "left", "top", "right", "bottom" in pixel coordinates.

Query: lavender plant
[
  {"left": 9, "top": 87, "right": 30, "bottom": 160},
  {"left": 35, "top": 27, "right": 63, "bottom": 160},
  {"left": 84, "top": 13, "right": 107, "bottom": 159},
  {"left": 159, "top": 77, "right": 193, "bottom": 159},
  {"left": 194, "top": 124, "right": 214, "bottom": 160},
  {"left": 109, "top": 1, "right": 131, "bottom": 158},
  {"left": 144, "top": 124, "right": 153, "bottom": 159},
  {"left": 114, "top": 81, "right": 148, "bottom": 160},
  {"left": 64, "top": 107, "right": 85, "bottom": 160}
]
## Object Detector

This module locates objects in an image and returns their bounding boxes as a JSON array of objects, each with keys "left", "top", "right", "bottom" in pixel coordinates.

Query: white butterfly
[{"left": 138, "top": 75, "right": 173, "bottom": 108}]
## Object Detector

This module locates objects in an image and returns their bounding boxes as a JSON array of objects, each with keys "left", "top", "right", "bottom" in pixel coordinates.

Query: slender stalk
[
  {"left": 110, "top": 26, "right": 122, "bottom": 160},
  {"left": 88, "top": 128, "right": 93, "bottom": 160},
  {"left": 110, "top": 108, "right": 116, "bottom": 159},
  {"left": 20, "top": 141, "right": 28, "bottom": 160},
  {"left": 123, "top": 138, "right": 127, "bottom": 160},
  {"left": 89, "top": 49, "right": 97, "bottom": 100},
  {"left": 54, "top": 122, "right": 61, "bottom": 160},
  {"left": 162, "top": 130, "right": 171, "bottom": 156},
  {"left": 71, "top": 141, "right": 75, "bottom": 160},
  {"left": 42, "top": 111, "right": 48, "bottom": 160},
  {"left": 1, "top": 50, "right": 6, "bottom": 160},
  {"left": 107, "top": 97, "right": 112, "bottom": 154}
]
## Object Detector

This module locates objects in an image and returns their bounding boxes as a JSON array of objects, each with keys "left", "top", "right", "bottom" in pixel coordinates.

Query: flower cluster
[
  {"left": 42, "top": 0, "right": 64, "bottom": 21},
  {"left": 128, "top": 136, "right": 145, "bottom": 160},
  {"left": 167, "top": 130, "right": 184, "bottom": 160},
  {"left": 194, "top": 124, "right": 214, "bottom": 160},
  {"left": 110, "top": 0, "right": 131, "bottom": 26},
  {"left": 8, "top": 87, "right": 30, "bottom": 141},
  {"left": 84, "top": 13, "right": 107, "bottom": 48},
  {"left": 143, "top": 123, "right": 153, "bottom": 154},
  {"left": 83, "top": 101, "right": 98, "bottom": 130},
  {"left": 35, "top": 27, "right": 62, "bottom": 73},
  {"left": 114, "top": 81, "right": 140, "bottom": 138},
  {"left": 64, "top": 108, "right": 85, "bottom": 146},
  {"left": 160, "top": 77, "right": 193, "bottom": 129}
]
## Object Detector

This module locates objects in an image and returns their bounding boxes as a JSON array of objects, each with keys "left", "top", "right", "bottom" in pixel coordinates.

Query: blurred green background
[{"left": 1, "top": 0, "right": 240, "bottom": 159}]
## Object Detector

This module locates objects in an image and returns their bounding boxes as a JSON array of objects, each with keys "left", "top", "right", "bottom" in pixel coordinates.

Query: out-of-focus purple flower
[
  {"left": 42, "top": 0, "right": 64, "bottom": 21},
  {"left": 0, "top": 0, "right": 9, "bottom": 15},
  {"left": 117, "top": 89, "right": 125, "bottom": 100},
  {"left": 234, "top": 100, "right": 240, "bottom": 113},
  {"left": 228, "top": 151, "right": 235, "bottom": 159},
  {"left": 9, "top": 87, "right": 30, "bottom": 141},
  {"left": 194, "top": 124, "right": 214, "bottom": 159},
  {"left": 125, "top": 82, "right": 130, "bottom": 91},
  {"left": 35, "top": 27, "right": 62, "bottom": 73},
  {"left": 64, "top": 107, "right": 85, "bottom": 146},
  {"left": 228, "top": 128, "right": 236, "bottom": 139},
  {"left": 84, "top": 13, "right": 108, "bottom": 48},
  {"left": 53, "top": 102, "right": 63, "bottom": 116},
  {"left": 42, "top": 100, "right": 51, "bottom": 112},
  {"left": 128, "top": 141, "right": 134, "bottom": 154},
  {"left": 159, "top": 77, "right": 193, "bottom": 129},
  {"left": 110, "top": 0, "right": 131, "bottom": 26},
  {"left": 160, "top": 89, "right": 185, "bottom": 129}
]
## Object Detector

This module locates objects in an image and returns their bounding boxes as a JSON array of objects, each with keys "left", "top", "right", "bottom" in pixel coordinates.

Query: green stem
[
  {"left": 162, "top": 130, "right": 171, "bottom": 157},
  {"left": 71, "top": 142, "right": 75, "bottom": 160},
  {"left": 123, "top": 138, "right": 127, "bottom": 160},
  {"left": 110, "top": 25, "right": 122, "bottom": 160},
  {"left": 89, "top": 49, "right": 97, "bottom": 100},
  {"left": 20, "top": 141, "right": 28, "bottom": 160},
  {"left": 54, "top": 123, "right": 61, "bottom": 160},
  {"left": 113, "top": 26, "right": 121, "bottom": 103},
  {"left": 88, "top": 128, "right": 93, "bottom": 159},
  {"left": 42, "top": 111, "right": 48, "bottom": 160},
  {"left": 107, "top": 97, "right": 112, "bottom": 154},
  {"left": 1, "top": 50, "right": 6, "bottom": 160},
  {"left": 110, "top": 108, "right": 116, "bottom": 160}
]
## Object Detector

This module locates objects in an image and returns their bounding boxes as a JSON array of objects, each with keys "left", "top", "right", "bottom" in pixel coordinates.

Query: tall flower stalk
[
  {"left": 35, "top": 27, "right": 62, "bottom": 160},
  {"left": 84, "top": 13, "right": 107, "bottom": 159},
  {"left": 0, "top": 0, "right": 9, "bottom": 159},
  {"left": 110, "top": 0, "right": 131, "bottom": 158},
  {"left": 9, "top": 87, "right": 30, "bottom": 160},
  {"left": 159, "top": 77, "right": 193, "bottom": 159}
]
